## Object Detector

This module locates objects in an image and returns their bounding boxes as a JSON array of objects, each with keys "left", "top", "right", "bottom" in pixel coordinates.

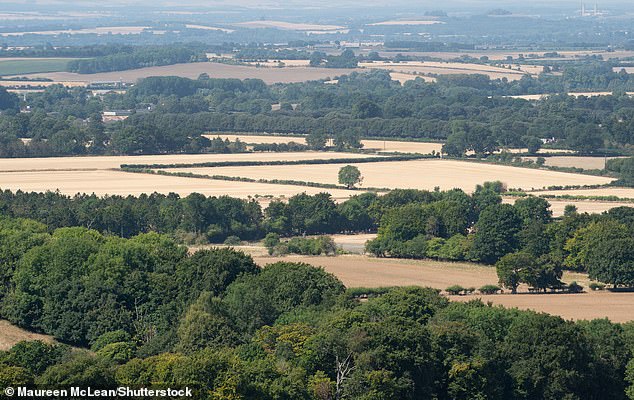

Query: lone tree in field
[{"left": 338, "top": 165, "right": 363, "bottom": 189}]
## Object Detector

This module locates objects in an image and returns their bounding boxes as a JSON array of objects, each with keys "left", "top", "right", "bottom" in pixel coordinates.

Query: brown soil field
[
  {"left": 0, "top": 151, "right": 378, "bottom": 172},
  {"left": 0, "top": 169, "right": 356, "bottom": 199},
  {"left": 253, "top": 254, "right": 634, "bottom": 322},
  {"left": 531, "top": 187, "right": 634, "bottom": 199},
  {"left": 170, "top": 159, "right": 614, "bottom": 193},
  {"left": 16, "top": 62, "right": 363, "bottom": 84},
  {"left": 360, "top": 61, "right": 531, "bottom": 81},
  {"left": 522, "top": 156, "right": 624, "bottom": 169},
  {"left": 0, "top": 319, "right": 55, "bottom": 351}
]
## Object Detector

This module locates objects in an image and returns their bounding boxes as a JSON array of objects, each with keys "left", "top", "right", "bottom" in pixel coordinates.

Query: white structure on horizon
[{"left": 580, "top": 2, "right": 606, "bottom": 17}]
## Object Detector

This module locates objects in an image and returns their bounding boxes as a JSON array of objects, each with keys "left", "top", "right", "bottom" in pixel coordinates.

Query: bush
[
  {"left": 567, "top": 281, "right": 584, "bottom": 293},
  {"left": 445, "top": 285, "right": 465, "bottom": 295},
  {"left": 223, "top": 235, "right": 242, "bottom": 246},
  {"left": 589, "top": 282, "right": 605, "bottom": 291},
  {"left": 478, "top": 284, "right": 501, "bottom": 295}
]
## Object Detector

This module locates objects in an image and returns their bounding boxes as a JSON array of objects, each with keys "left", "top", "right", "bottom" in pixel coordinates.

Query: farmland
[
  {"left": 253, "top": 254, "right": 634, "bottom": 323},
  {"left": 15, "top": 62, "right": 363, "bottom": 84},
  {"left": 208, "top": 133, "right": 444, "bottom": 154},
  {"left": 522, "top": 156, "right": 624, "bottom": 169},
  {"left": 360, "top": 61, "right": 534, "bottom": 81},
  {"left": 0, "top": 58, "right": 74, "bottom": 75},
  {"left": 166, "top": 159, "right": 614, "bottom": 193}
]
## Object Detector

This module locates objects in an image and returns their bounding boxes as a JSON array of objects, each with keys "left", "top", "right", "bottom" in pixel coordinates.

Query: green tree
[
  {"left": 470, "top": 204, "right": 522, "bottom": 264},
  {"left": 338, "top": 165, "right": 363, "bottom": 189}
]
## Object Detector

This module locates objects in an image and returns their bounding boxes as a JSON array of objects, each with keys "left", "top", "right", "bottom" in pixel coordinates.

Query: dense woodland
[{"left": 0, "top": 212, "right": 634, "bottom": 398}]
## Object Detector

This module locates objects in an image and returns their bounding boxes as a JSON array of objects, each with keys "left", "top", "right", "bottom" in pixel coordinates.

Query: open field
[
  {"left": 0, "top": 151, "right": 378, "bottom": 172},
  {"left": 232, "top": 20, "right": 347, "bottom": 32},
  {"left": 168, "top": 159, "right": 614, "bottom": 193},
  {"left": 522, "top": 156, "right": 624, "bottom": 169},
  {"left": 0, "top": 319, "right": 55, "bottom": 351},
  {"left": 0, "top": 152, "right": 377, "bottom": 199},
  {"left": 503, "top": 197, "right": 632, "bottom": 217},
  {"left": 509, "top": 92, "right": 634, "bottom": 100},
  {"left": 531, "top": 187, "right": 634, "bottom": 200},
  {"left": 372, "top": 49, "right": 634, "bottom": 62},
  {"left": 253, "top": 254, "right": 634, "bottom": 322},
  {"left": 185, "top": 24, "right": 234, "bottom": 33},
  {"left": 208, "top": 134, "right": 444, "bottom": 154},
  {"left": 389, "top": 72, "right": 436, "bottom": 83},
  {"left": 0, "top": 80, "right": 86, "bottom": 88},
  {"left": 0, "top": 169, "right": 356, "bottom": 199},
  {"left": 360, "top": 61, "right": 533, "bottom": 81},
  {"left": 0, "top": 58, "right": 74, "bottom": 75},
  {"left": 368, "top": 20, "right": 444, "bottom": 26},
  {"left": 15, "top": 62, "right": 363, "bottom": 84},
  {"left": 0, "top": 26, "right": 151, "bottom": 36}
]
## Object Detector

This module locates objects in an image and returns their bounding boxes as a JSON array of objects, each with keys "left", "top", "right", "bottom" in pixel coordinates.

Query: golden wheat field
[
  {"left": 15, "top": 62, "right": 363, "bottom": 84},
  {"left": 252, "top": 254, "right": 633, "bottom": 322},
  {"left": 167, "top": 159, "right": 614, "bottom": 193}
]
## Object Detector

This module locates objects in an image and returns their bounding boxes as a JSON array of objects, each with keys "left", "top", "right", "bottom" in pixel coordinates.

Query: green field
[{"left": 0, "top": 58, "right": 77, "bottom": 76}]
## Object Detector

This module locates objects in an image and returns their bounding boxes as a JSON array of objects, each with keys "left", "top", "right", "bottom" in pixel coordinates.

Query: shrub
[
  {"left": 223, "top": 235, "right": 241, "bottom": 246},
  {"left": 567, "top": 281, "right": 584, "bottom": 293},
  {"left": 589, "top": 282, "right": 605, "bottom": 291},
  {"left": 478, "top": 284, "right": 501, "bottom": 295},
  {"left": 445, "top": 285, "right": 465, "bottom": 295}
]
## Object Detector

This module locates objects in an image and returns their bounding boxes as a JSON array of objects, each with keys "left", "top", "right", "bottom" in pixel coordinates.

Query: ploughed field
[{"left": 253, "top": 254, "right": 634, "bottom": 323}]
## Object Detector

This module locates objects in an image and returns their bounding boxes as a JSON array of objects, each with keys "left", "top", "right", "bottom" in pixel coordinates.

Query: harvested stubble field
[
  {"left": 0, "top": 169, "right": 357, "bottom": 199},
  {"left": 531, "top": 187, "right": 634, "bottom": 200},
  {"left": 522, "top": 156, "right": 624, "bottom": 170},
  {"left": 232, "top": 20, "right": 346, "bottom": 31},
  {"left": 253, "top": 254, "right": 634, "bottom": 322},
  {"left": 502, "top": 198, "right": 633, "bottom": 217},
  {"left": 15, "top": 62, "right": 363, "bottom": 85},
  {"left": 360, "top": 61, "right": 532, "bottom": 81},
  {"left": 0, "top": 152, "right": 378, "bottom": 172},
  {"left": 0, "top": 152, "right": 378, "bottom": 199},
  {"left": 168, "top": 159, "right": 614, "bottom": 193},
  {"left": 209, "top": 134, "right": 444, "bottom": 154}
]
